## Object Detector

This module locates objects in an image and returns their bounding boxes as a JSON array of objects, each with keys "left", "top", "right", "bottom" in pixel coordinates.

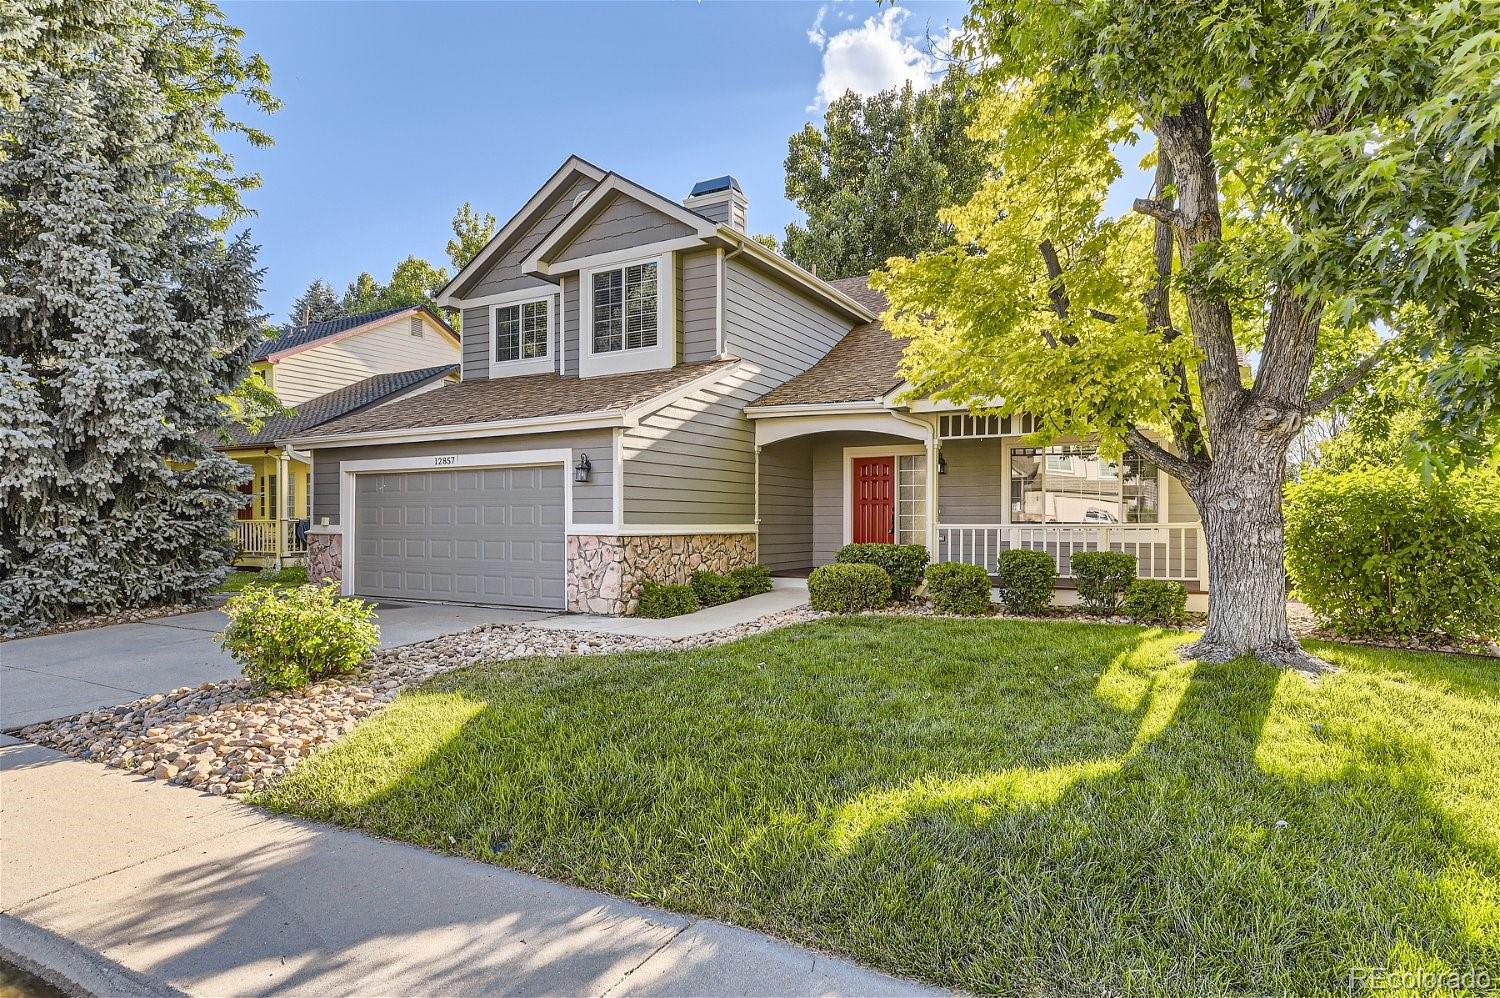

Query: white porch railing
[
  {"left": 233, "top": 519, "right": 307, "bottom": 558},
  {"left": 937, "top": 523, "right": 1203, "bottom": 584}
]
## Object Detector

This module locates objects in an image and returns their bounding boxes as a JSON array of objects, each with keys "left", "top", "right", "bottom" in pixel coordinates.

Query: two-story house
[
  {"left": 288, "top": 156, "right": 1206, "bottom": 614},
  {"left": 221, "top": 305, "right": 460, "bottom": 567}
]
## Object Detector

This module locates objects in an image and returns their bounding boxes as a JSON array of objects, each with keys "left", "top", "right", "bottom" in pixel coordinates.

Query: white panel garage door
[{"left": 352, "top": 465, "right": 566, "bottom": 609}]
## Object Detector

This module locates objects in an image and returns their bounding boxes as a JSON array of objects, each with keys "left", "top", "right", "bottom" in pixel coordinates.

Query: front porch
[
  {"left": 225, "top": 449, "right": 312, "bottom": 568},
  {"left": 751, "top": 410, "right": 1207, "bottom": 596}
]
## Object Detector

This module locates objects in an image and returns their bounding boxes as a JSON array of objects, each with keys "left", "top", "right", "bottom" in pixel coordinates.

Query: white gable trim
[
  {"left": 522, "top": 174, "right": 717, "bottom": 275},
  {"left": 437, "top": 156, "right": 607, "bottom": 306}
]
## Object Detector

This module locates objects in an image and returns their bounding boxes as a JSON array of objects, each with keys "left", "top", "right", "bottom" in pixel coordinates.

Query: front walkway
[
  {"left": 531, "top": 578, "right": 810, "bottom": 639},
  {"left": 0, "top": 738, "right": 931, "bottom": 997}
]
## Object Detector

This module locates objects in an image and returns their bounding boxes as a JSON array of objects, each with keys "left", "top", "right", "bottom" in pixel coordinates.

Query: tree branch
[
  {"left": 1132, "top": 197, "right": 1182, "bottom": 227},
  {"left": 1143, "top": 155, "right": 1209, "bottom": 461},
  {"left": 1125, "top": 425, "right": 1196, "bottom": 481},
  {"left": 1304, "top": 341, "right": 1392, "bottom": 415}
]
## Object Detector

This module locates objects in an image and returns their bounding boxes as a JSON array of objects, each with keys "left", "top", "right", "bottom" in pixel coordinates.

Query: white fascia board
[
  {"left": 716, "top": 230, "right": 877, "bottom": 324},
  {"left": 620, "top": 362, "right": 745, "bottom": 426},
  {"left": 521, "top": 174, "right": 717, "bottom": 274},
  {"left": 437, "top": 156, "right": 607, "bottom": 306},
  {"left": 288, "top": 410, "right": 624, "bottom": 449},
  {"left": 742, "top": 400, "right": 890, "bottom": 419},
  {"left": 906, "top": 395, "right": 1007, "bottom": 413}
]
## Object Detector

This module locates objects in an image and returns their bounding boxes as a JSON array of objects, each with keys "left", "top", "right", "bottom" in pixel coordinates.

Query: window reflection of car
[{"left": 1083, "top": 509, "right": 1119, "bottom": 523}]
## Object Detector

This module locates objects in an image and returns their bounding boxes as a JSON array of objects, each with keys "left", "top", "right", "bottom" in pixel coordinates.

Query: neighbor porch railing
[
  {"left": 936, "top": 523, "right": 1203, "bottom": 585},
  {"left": 233, "top": 518, "right": 307, "bottom": 558}
]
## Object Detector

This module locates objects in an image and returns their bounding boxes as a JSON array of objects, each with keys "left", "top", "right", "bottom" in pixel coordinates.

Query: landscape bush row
[
  {"left": 808, "top": 543, "right": 1187, "bottom": 624},
  {"left": 636, "top": 564, "right": 774, "bottom": 618}
]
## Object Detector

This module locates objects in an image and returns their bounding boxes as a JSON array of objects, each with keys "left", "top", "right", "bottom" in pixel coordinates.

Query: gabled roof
[
  {"left": 437, "top": 155, "right": 609, "bottom": 304},
  {"left": 254, "top": 305, "right": 458, "bottom": 362},
  {"left": 750, "top": 276, "right": 908, "bottom": 408},
  {"left": 522, "top": 172, "right": 720, "bottom": 274},
  {"left": 220, "top": 365, "right": 458, "bottom": 448},
  {"left": 292, "top": 359, "right": 739, "bottom": 444}
]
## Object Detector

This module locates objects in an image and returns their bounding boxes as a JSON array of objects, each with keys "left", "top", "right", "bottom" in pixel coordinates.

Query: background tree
[
  {"left": 783, "top": 67, "right": 988, "bottom": 279},
  {"left": 339, "top": 256, "right": 448, "bottom": 316},
  {"left": 446, "top": 201, "right": 496, "bottom": 271},
  {"left": 341, "top": 272, "right": 385, "bottom": 314},
  {"left": 288, "top": 279, "right": 343, "bottom": 325},
  {"left": 879, "top": 0, "right": 1499, "bottom": 670},
  {"left": 0, "top": 0, "right": 274, "bottom": 631}
]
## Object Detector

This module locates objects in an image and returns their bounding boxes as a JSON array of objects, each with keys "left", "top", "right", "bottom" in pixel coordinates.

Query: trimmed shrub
[
  {"left": 219, "top": 583, "right": 379, "bottom": 691},
  {"left": 729, "top": 564, "right": 773, "bottom": 598},
  {"left": 808, "top": 563, "right": 892, "bottom": 614},
  {"left": 1284, "top": 467, "right": 1500, "bottom": 640},
  {"left": 994, "top": 549, "right": 1056, "bottom": 615},
  {"left": 637, "top": 582, "right": 701, "bottom": 618},
  {"left": 1121, "top": 579, "right": 1187, "bottom": 625},
  {"left": 924, "top": 562, "right": 992, "bottom": 616},
  {"left": 1071, "top": 551, "right": 1138, "bottom": 612},
  {"left": 690, "top": 570, "right": 740, "bottom": 608},
  {"left": 834, "top": 543, "right": 929, "bottom": 601}
]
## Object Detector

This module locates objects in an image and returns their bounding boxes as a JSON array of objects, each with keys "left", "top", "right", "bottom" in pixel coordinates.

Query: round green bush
[
  {"left": 218, "top": 583, "right": 379, "bottom": 691},
  {"left": 1284, "top": 467, "right": 1500, "bottom": 640},
  {"left": 729, "top": 564, "right": 773, "bottom": 597},
  {"left": 808, "top": 563, "right": 892, "bottom": 614},
  {"left": 1121, "top": 579, "right": 1187, "bottom": 625},
  {"left": 834, "top": 543, "right": 929, "bottom": 601},
  {"left": 637, "top": 581, "right": 701, "bottom": 618},
  {"left": 924, "top": 562, "right": 992, "bottom": 616},
  {"left": 995, "top": 549, "right": 1056, "bottom": 615},
  {"left": 1070, "top": 550, "right": 1138, "bottom": 612},
  {"left": 690, "top": 569, "right": 741, "bottom": 607}
]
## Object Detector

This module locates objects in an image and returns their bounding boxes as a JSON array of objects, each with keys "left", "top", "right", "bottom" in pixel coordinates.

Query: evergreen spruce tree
[
  {"left": 288, "top": 279, "right": 344, "bottom": 325},
  {"left": 0, "top": 1, "right": 274, "bottom": 631}
]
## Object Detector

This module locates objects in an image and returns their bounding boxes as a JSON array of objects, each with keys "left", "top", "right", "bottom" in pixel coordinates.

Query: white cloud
[{"left": 806, "top": 6, "right": 951, "bottom": 110}]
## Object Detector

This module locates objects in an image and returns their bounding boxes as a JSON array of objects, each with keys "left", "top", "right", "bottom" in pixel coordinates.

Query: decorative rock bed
[{"left": 14, "top": 607, "right": 824, "bottom": 798}]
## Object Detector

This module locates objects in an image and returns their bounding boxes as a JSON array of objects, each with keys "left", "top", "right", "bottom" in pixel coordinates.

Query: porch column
[
  {"left": 925, "top": 441, "right": 938, "bottom": 562},
  {"left": 275, "top": 451, "right": 289, "bottom": 569}
]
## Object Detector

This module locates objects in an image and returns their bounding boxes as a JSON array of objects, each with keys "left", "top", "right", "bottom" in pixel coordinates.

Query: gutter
[
  {"left": 743, "top": 400, "right": 891, "bottom": 419},
  {"left": 286, "top": 409, "right": 625, "bottom": 449}
]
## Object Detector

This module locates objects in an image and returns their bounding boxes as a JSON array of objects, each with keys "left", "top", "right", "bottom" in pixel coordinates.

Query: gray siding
[
  {"left": 937, "top": 438, "right": 1005, "bottom": 524},
  {"left": 459, "top": 174, "right": 596, "bottom": 381},
  {"left": 554, "top": 193, "right": 695, "bottom": 264},
  {"left": 810, "top": 432, "right": 916, "bottom": 565},
  {"left": 561, "top": 275, "right": 579, "bottom": 377},
  {"left": 680, "top": 248, "right": 718, "bottom": 362},
  {"left": 723, "top": 259, "right": 850, "bottom": 384},
  {"left": 757, "top": 437, "right": 813, "bottom": 571},
  {"left": 309, "top": 428, "right": 613, "bottom": 527}
]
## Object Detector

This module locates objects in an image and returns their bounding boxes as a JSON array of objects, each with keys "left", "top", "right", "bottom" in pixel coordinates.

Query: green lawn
[
  {"left": 219, "top": 565, "right": 309, "bottom": 593},
  {"left": 260, "top": 617, "right": 1499, "bottom": 995}
]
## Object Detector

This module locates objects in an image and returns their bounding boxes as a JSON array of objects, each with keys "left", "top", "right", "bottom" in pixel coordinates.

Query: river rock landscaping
[{"left": 13, "top": 608, "right": 822, "bottom": 797}]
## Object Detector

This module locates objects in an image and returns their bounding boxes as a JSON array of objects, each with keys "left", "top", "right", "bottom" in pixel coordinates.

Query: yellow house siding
[{"left": 270, "top": 314, "right": 459, "bottom": 406}]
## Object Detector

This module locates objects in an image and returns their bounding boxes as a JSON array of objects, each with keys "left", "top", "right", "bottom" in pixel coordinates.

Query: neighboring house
[
  {"left": 286, "top": 157, "right": 1205, "bottom": 614},
  {"left": 221, "top": 305, "right": 460, "bottom": 567}
]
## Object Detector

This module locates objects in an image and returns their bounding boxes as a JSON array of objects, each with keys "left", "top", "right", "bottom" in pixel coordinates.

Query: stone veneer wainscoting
[
  {"left": 568, "top": 533, "right": 757, "bottom": 615},
  {"left": 307, "top": 529, "right": 342, "bottom": 585}
]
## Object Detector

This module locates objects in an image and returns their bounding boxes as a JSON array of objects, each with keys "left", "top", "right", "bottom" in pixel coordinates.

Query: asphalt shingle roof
[
  {"left": 221, "top": 365, "right": 458, "bottom": 447},
  {"left": 252, "top": 306, "right": 449, "bottom": 361},
  {"left": 752, "top": 276, "right": 908, "bottom": 407},
  {"left": 298, "top": 360, "right": 739, "bottom": 439}
]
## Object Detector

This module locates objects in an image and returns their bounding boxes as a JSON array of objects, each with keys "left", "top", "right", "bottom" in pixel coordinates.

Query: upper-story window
[
  {"left": 489, "top": 292, "right": 555, "bottom": 377},
  {"left": 579, "top": 253, "right": 675, "bottom": 378},
  {"left": 591, "top": 261, "right": 658, "bottom": 353}
]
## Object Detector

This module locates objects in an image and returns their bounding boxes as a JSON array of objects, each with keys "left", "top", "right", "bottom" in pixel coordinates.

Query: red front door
[{"left": 852, "top": 456, "right": 896, "bottom": 544}]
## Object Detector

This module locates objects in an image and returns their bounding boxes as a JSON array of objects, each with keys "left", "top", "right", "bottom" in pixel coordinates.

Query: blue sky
[{"left": 225, "top": 1, "right": 972, "bottom": 324}]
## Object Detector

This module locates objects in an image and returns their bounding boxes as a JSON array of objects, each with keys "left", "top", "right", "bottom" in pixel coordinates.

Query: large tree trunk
[{"left": 1183, "top": 417, "right": 1326, "bottom": 673}]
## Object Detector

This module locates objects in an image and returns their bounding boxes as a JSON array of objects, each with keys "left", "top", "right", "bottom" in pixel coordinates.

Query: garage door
[{"left": 352, "top": 465, "right": 566, "bottom": 609}]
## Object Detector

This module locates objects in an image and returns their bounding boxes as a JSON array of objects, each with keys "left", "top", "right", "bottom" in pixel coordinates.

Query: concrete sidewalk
[
  {"left": 0, "top": 739, "right": 934, "bottom": 997},
  {"left": 530, "top": 579, "right": 810, "bottom": 639}
]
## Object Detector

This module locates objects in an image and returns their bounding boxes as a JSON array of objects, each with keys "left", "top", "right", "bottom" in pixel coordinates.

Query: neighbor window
[
  {"left": 1010, "top": 444, "right": 1160, "bottom": 524},
  {"left": 591, "top": 261, "right": 658, "bottom": 353},
  {"left": 494, "top": 299, "right": 549, "bottom": 363}
]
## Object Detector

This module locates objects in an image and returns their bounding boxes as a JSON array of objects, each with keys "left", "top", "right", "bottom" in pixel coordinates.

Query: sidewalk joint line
[{"left": 598, "top": 918, "right": 698, "bottom": 998}]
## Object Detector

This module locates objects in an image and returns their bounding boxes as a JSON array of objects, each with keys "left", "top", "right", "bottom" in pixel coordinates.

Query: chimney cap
[{"left": 689, "top": 175, "right": 742, "bottom": 198}]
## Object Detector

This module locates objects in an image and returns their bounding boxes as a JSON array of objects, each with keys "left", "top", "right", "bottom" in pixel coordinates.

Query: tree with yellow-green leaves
[{"left": 877, "top": 0, "right": 1500, "bottom": 671}]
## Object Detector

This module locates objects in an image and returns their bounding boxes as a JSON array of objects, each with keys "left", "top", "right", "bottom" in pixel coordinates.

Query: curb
[{"left": 0, "top": 913, "right": 182, "bottom": 998}]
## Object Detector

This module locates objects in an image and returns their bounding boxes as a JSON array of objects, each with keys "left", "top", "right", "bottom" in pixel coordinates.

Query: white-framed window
[
  {"left": 488, "top": 291, "right": 556, "bottom": 377},
  {"left": 1010, "top": 444, "right": 1159, "bottom": 524},
  {"left": 897, "top": 454, "right": 927, "bottom": 545},
  {"left": 580, "top": 253, "right": 675, "bottom": 377}
]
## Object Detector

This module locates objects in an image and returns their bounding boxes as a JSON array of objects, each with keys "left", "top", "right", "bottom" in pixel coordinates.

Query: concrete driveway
[{"left": 0, "top": 602, "right": 552, "bottom": 730}]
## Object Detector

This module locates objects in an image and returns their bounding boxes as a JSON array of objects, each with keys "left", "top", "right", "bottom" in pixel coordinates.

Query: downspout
[{"left": 719, "top": 242, "right": 744, "bottom": 359}]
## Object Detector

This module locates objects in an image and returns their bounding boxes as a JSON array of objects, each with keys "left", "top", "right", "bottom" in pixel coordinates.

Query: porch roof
[
  {"left": 218, "top": 365, "right": 457, "bottom": 448},
  {"left": 750, "top": 276, "right": 908, "bottom": 409}
]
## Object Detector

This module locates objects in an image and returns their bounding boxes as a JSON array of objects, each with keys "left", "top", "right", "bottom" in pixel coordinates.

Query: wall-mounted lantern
[
  {"left": 574, "top": 453, "right": 592, "bottom": 483},
  {"left": 937, "top": 451, "right": 948, "bottom": 475}
]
